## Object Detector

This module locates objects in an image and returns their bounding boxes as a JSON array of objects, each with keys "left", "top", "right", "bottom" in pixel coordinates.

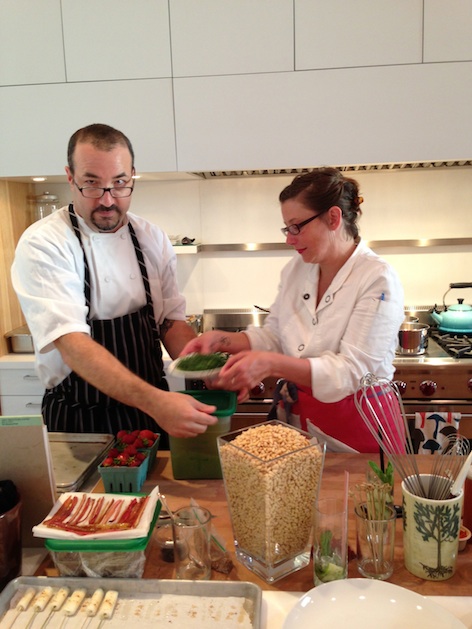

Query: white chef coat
[
  {"left": 244, "top": 239, "right": 404, "bottom": 403},
  {"left": 11, "top": 206, "right": 186, "bottom": 388}
]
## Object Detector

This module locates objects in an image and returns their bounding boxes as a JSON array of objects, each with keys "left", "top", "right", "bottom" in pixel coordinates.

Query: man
[{"left": 11, "top": 123, "right": 216, "bottom": 445}]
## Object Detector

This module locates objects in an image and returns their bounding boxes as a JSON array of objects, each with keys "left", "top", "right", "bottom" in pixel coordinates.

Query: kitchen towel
[{"left": 413, "top": 412, "right": 461, "bottom": 455}]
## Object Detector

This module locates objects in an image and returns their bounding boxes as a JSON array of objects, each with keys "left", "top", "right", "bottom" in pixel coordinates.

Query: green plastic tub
[
  {"left": 169, "top": 390, "right": 237, "bottom": 479},
  {"left": 44, "top": 499, "right": 161, "bottom": 578}
]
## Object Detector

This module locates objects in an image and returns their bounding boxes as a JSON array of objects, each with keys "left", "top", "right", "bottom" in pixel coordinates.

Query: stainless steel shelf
[{"left": 197, "top": 238, "right": 472, "bottom": 253}]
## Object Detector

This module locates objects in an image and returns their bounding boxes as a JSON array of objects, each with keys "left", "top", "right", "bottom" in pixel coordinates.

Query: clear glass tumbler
[
  {"left": 355, "top": 503, "right": 396, "bottom": 580},
  {"left": 172, "top": 506, "right": 212, "bottom": 580},
  {"left": 313, "top": 497, "right": 348, "bottom": 585}
]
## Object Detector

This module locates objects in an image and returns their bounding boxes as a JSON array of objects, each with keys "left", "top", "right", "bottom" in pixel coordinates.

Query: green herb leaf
[
  {"left": 320, "top": 530, "right": 333, "bottom": 557},
  {"left": 176, "top": 353, "right": 228, "bottom": 371}
]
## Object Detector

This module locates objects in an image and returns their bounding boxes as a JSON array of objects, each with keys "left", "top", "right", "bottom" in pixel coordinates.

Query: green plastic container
[
  {"left": 169, "top": 390, "right": 237, "bottom": 479},
  {"left": 44, "top": 499, "right": 161, "bottom": 578}
]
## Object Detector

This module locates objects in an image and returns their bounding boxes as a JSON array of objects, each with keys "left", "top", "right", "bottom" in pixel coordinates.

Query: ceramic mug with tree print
[{"left": 402, "top": 474, "right": 463, "bottom": 580}]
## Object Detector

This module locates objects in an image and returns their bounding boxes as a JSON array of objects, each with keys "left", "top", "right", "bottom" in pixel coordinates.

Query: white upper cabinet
[
  {"left": 1, "top": 79, "right": 176, "bottom": 177},
  {"left": 424, "top": 0, "right": 472, "bottom": 62},
  {"left": 174, "top": 61, "right": 472, "bottom": 171},
  {"left": 169, "top": 0, "right": 294, "bottom": 77},
  {"left": 295, "top": 0, "right": 423, "bottom": 70},
  {"left": 0, "top": 0, "right": 65, "bottom": 86},
  {"left": 61, "top": 0, "right": 172, "bottom": 82}
]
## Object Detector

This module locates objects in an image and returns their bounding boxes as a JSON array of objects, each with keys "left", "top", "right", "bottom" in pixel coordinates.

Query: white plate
[
  {"left": 32, "top": 486, "right": 160, "bottom": 541},
  {"left": 282, "top": 579, "right": 466, "bottom": 629},
  {"left": 167, "top": 354, "right": 227, "bottom": 379}
]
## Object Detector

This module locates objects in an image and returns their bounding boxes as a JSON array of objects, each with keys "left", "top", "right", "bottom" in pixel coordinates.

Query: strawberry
[
  {"left": 139, "top": 429, "right": 156, "bottom": 441},
  {"left": 102, "top": 457, "right": 115, "bottom": 467},
  {"left": 124, "top": 445, "right": 138, "bottom": 457},
  {"left": 108, "top": 447, "right": 119, "bottom": 458},
  {"left": 116, "top": 430, "right": 129, "bottom": 440},
  {"left": 133, "top": 437, "right": 144, "bottom": 449},
  {"left": 120, "top": 433, "right": 135, "bottom": 445}
]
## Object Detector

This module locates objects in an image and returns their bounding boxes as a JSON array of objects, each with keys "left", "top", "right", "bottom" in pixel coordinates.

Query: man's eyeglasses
[
  {"left": 281, "top": 212, "right": 324, "bottom": 237},
  {"left": 74, "top": 180, "right": 134, "bottom": 199}
]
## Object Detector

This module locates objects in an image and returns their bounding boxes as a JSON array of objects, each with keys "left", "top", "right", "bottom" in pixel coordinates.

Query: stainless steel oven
[{"left": 393, "top": 332, "right": 472, "bottom": 441}]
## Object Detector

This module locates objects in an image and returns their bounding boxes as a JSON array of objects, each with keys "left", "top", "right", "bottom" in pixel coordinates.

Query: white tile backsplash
[{"left": 36, "top": 167, "right": 472, "bottom": 311}]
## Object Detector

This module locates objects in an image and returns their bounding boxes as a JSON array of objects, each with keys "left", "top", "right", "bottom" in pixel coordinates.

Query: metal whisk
[
  {"left": 355, "top": 373, "right": 427, "bottom": 498},
  {"left": 355, "top": 373, "right": 471, "bottom": 499},
  {"left": 428, "top": 432, "right": 470, "bottom": 499}
]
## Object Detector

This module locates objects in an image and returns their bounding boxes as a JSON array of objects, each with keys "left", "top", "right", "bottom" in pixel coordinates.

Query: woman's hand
[
  {"left": 212, "top": 350, "right": 275, "bottom": 392},
  {"left": 179, "top": 330, "right": 250, "bottom": 356}
]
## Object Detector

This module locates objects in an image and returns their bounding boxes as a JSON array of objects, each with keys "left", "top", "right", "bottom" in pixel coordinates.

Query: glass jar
[
  {"left": 34, "top": 192, "right": 59, "bottom": 221},
  {"left": 218, "top": 420, "right": 326, "bottom": 583}
]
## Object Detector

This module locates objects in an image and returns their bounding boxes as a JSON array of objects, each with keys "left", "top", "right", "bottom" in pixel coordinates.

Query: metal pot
[
  {"left": 396, "top": 322, "right": 430, "bottom": 355},
  {"left": 404, "top": 315, "right": 419, "bottom": 324}
]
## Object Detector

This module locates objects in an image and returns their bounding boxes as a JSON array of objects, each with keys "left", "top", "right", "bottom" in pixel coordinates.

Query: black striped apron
[{"left": 42, "top": 205, "right": 169, "bottom": 445}]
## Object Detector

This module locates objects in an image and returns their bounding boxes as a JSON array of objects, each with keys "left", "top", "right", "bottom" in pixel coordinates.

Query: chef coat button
[
  {"left": 104, "top": 276, "right": 110, "bottom": 283},
  {"left": 130, "top": 273, "right": 136, "bottom": 280},
  {"left": 121, "top": 233, "right": 126, "bottom": 240},
  {"left": 325, "top": 295, "right": 331, "bottom": 303},
  {"left": 303, "top": 293, "right": 310, "bottom": 300},
  {"left": 298, "top": 344, "right": 305, "bottom": 351},
  {"left": 312, "top": 318, "right": 316, "bottom": 325}
]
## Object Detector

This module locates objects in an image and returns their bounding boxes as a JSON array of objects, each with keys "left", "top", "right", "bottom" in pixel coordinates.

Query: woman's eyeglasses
[{"left": 281, "top": 212, "right": 324, "bottom": 237}]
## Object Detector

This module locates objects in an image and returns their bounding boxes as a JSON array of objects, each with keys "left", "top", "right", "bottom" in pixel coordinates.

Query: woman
[{"left": 182, "top": 168, "right": 405, "bottom": 452}]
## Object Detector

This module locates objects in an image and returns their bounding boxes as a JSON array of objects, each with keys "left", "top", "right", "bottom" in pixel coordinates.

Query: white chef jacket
[
  {"left": 11, "top": 206, "right": 186, "bottom": 389},
  {"left": 244, "top": 239, "right": 404, "bottom": 403}
]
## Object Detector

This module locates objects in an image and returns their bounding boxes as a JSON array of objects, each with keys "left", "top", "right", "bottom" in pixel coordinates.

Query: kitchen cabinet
[
  {"left": 170, "top": 0, "right": 293, "bottom": 77},
  {"left": 424, "top": 0, "right": 472, "bottom": 62},
  {"left": 0, "top": 355, "right": 44, "bottom": 416},
  {"left": 62, "top": 0, "right": 172, "bottom": 82},
  {"left": 0, "top": 79, "right": 177, "bottom": 178},
  {"left": 173, "top": 61, "right": 472, "bottom": 171},
  {"left": 0, "top": 181, "right": 32, "bottom": 357},
  {"left": 0, "top": 0, "right": 65, "bottom": 86},
  {"left": 295, "top": 0, "right": 422, "bottom": 70}
]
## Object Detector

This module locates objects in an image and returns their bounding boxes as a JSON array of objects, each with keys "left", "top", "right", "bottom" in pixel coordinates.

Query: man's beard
[{"left": 91, "top": 204, "right": 124, "bottom": 232}]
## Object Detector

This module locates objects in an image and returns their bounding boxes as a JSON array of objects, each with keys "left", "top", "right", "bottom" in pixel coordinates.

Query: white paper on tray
[{"left": 32, "top": 486, "right": 160, "bottom": 541}]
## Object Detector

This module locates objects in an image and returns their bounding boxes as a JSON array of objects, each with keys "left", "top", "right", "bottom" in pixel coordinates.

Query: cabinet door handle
[
  {"left": 23, "top": 374, "right": 39, "bottom": 381},
  {"left": 25, "top": 402, "right": 42, "bottom": 408}
]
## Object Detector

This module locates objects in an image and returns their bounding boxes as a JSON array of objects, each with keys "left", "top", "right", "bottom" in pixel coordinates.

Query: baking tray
[
  {"left": 0, "top": 577, "right": 262, "bottom": 628},
  {"left": 48, "top": 433, "right": 114, "bottom": 493}
]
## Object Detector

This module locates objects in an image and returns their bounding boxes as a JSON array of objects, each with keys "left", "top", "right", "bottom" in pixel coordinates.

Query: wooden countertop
[{"left": 38, "top": 451, "right": 472, "bottom": 595}]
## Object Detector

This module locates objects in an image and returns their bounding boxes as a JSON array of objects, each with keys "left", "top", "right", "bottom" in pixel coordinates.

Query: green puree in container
[{"left": 177, "top": 353, "right": 228, "bottom": 371}]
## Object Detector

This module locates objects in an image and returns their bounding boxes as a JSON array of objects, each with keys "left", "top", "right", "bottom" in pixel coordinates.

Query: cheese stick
[
  {"left": 85, "top": 589, "right": 105, "bottom": 617},
  {"left": 50, "top": 587, "right": 70, "bottom": 611},
  {"left": 98, "top": 590, "right": 118, "bottom": 619},
  {"left": 15, "top": 587, "right": 36, "bottom": 611},
  {"left": 62, "top": 588, "right": 87, "bottom": 616},
  {"left": 32, "top": 587, "right": 54, "bottom": 612}
]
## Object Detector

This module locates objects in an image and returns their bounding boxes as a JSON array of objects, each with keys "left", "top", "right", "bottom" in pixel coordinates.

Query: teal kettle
[{"left": 431, "top": 282, "right": 472, "bottom": 333}]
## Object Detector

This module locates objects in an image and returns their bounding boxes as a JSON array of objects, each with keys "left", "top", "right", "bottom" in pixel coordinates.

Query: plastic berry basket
[
  {"left": 139, "top": 433, "right": 160, "bottom": 475},
  {"left": 98, "top": 454, "right": 149, "bottom": 493}
]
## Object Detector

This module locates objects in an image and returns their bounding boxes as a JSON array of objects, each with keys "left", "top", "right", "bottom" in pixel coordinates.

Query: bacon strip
[{"left": 42, "top": 494, "right": 149, "bottom": 535}]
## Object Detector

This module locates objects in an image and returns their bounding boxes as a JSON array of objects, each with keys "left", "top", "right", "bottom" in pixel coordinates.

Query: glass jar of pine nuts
[{"left": 217, "top": 421, "right": 326, "bottom": 583}]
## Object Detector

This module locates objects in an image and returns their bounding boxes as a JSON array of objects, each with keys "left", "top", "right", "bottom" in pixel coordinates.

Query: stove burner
[{"left": 431, "top": 331, "right": 472, "bottom": 358}]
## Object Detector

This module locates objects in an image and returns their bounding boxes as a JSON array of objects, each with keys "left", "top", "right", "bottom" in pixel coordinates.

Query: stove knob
[
  {"left": 419, "top": 380, "right": 437, "bottom": 396},
  {"left": 250, "top": 382, "right": 265, "bottom": 397},
  {"left": 393, "top": 380, "right": 407, "bottom": 395}
]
